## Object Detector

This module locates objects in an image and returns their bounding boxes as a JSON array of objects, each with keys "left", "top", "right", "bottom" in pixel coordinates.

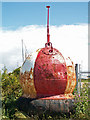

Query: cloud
[{"left": 0, "top": 24, "right": 88, "bottom": 72}]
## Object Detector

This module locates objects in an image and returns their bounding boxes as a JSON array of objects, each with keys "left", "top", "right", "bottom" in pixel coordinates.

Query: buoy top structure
[
  {"left": 46, "top": 6, "right": 50, "bottom": 43},
  {"left": 20, "top": 6, "right": 76, "bottom": 99}
]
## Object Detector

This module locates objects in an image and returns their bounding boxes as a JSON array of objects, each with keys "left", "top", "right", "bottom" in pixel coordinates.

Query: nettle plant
[{"left": 73, "top": 82, "right": 89, "bottom": 119}]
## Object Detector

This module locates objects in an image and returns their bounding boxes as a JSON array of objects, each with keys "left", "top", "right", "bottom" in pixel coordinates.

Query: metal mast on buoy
[
  {"left": 46, "top": 6, "right": 50, "bottom": 43},
  {"left": 45, "top": 6, "right": 53, "bottom": 52}
]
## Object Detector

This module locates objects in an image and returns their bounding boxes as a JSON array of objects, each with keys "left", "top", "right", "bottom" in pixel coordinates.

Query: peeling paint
[
  {"left": 20, "top": 49, "right": 41, "bottom": 98},
  {"left": 65, "top": 57, "right": 76, "bottom": 94},
  {"left": 20, "top": 49, "right": 76, "bottom": 99},
  {"left": 20, "top": 70, "right": 37, "bottom": 98}
]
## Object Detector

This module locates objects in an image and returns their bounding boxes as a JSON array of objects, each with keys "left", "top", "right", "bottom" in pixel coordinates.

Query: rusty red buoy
[
  {"left": 34, "top": 6, "right": 67, "bottom": 98},
  {"left": 19, "top": 6, "right": 76, "bottom": 113},
  {"left": 34, "top": 47, "right": 67, "bottom": 98}
]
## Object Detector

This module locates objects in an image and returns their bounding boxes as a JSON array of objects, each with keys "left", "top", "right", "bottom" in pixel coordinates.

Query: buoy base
[{"left": 16, "top": 96, "right": 75, "bottom": 114}]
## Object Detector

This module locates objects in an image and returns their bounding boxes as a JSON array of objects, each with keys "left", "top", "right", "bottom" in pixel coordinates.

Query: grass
[
  {"left": 1, "top": 67, "right": 90, "bottom": 119},
  {"left": 78, "top": 79, "right": 90, "bottom": 82}
]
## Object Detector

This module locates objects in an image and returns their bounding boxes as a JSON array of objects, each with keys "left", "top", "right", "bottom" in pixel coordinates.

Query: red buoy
[{"left": 20, "top": 6, "right": 76, "bottom": 100}]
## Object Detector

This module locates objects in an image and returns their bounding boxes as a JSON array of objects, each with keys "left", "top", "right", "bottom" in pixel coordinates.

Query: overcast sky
[{"left": 0, "top": 2, "right": 88, "bottom": 73}]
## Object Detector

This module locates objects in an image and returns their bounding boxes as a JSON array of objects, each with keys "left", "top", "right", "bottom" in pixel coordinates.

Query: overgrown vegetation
[
  {"left": 1, "top": 67, "right": 90, "bottom": 119},
  {"left": 71, "top": 83, "right": 90, "bottom": 119},
  {"left": 1, "top": 67, "right": 24, "bottom": 119}
]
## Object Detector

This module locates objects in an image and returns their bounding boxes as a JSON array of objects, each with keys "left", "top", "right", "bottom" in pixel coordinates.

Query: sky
[
  {"left": 0, "top": 2, "right": 88, "bottom": 73},
  {"left": 2, "top": 2, "right": 88, "bottom": 29},
  {"left": 1, "top": 0, "right": 89, "bottom": 2}
]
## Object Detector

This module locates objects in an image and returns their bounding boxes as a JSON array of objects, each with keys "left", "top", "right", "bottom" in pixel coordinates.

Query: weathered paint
[
  {"left": 40, "top": 94, "right": 74, "bottom": 100},
  {"left": 21, "top": 49, "right": 41, "bottom": 74},
  {"left": 20, "top": 49, "right": 76, "bottom": 99},
  {"left": 65, "top": 57, "right": 76, "bottom": 94},
  {"left": 20, "top": 69, "right": 36, "bottom": 98},
  {"left": 34, "top": 47, "right": 67, "bottom": 98},
  {"left": 20, "top": 49, "right": 41, "bottom": 98}
]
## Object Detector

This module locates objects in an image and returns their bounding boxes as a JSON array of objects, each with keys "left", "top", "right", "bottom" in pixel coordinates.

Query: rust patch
[
  {"left": 20, "top": 68, "right": 37, "bottom": 98},
  {"left": 65, "top": 58, "right": 76, "bottom": 94}
]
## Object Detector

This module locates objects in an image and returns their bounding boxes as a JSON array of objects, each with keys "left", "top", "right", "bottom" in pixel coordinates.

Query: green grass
[
  {"left": 1, "top": 67, "right": 90, "bottom": 119},
  {"left": 78, "top": 79, "right": 90, "bottom": 82}
]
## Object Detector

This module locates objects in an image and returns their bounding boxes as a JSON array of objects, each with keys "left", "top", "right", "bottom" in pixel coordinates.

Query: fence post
[
  {"left": 79, "top": 64, "right": 81, "bottom": 93},
  {"left": 75, "top": 64, "right": 78, "bottom": 93}
]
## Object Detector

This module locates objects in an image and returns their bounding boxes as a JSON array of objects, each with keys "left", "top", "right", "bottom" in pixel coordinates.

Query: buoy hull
[{"left": 34, "top": 48, "right": 67, "bottom": 97}]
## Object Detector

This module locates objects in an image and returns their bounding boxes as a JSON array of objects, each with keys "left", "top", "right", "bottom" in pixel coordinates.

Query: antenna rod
[
  {"left": 46, "top": 6, "right": 50, "bottom": 43},
  {"left": 22, "top": 39, "right": 24, "bottom": 63}
]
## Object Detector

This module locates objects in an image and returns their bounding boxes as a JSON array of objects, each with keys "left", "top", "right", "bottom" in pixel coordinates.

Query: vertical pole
[
  {"left": 75, "top": 64, "right": 78, "bottom": 93},
  {"left": 46, "top": 6, "right": 50, "bottom": 43},
  {"left": 25, "top": 45, "right": 27, "bottom": 59},
  {"left": 79, "top": 64, "right": 81, "bottom": 93},
  {"left": 22, "top": 39, "right": 24, "bottom": 63}
]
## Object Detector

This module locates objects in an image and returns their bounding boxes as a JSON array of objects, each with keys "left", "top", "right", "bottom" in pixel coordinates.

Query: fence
[{"left": 75, "top": 64, "right": 89, "bottom": 94}]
